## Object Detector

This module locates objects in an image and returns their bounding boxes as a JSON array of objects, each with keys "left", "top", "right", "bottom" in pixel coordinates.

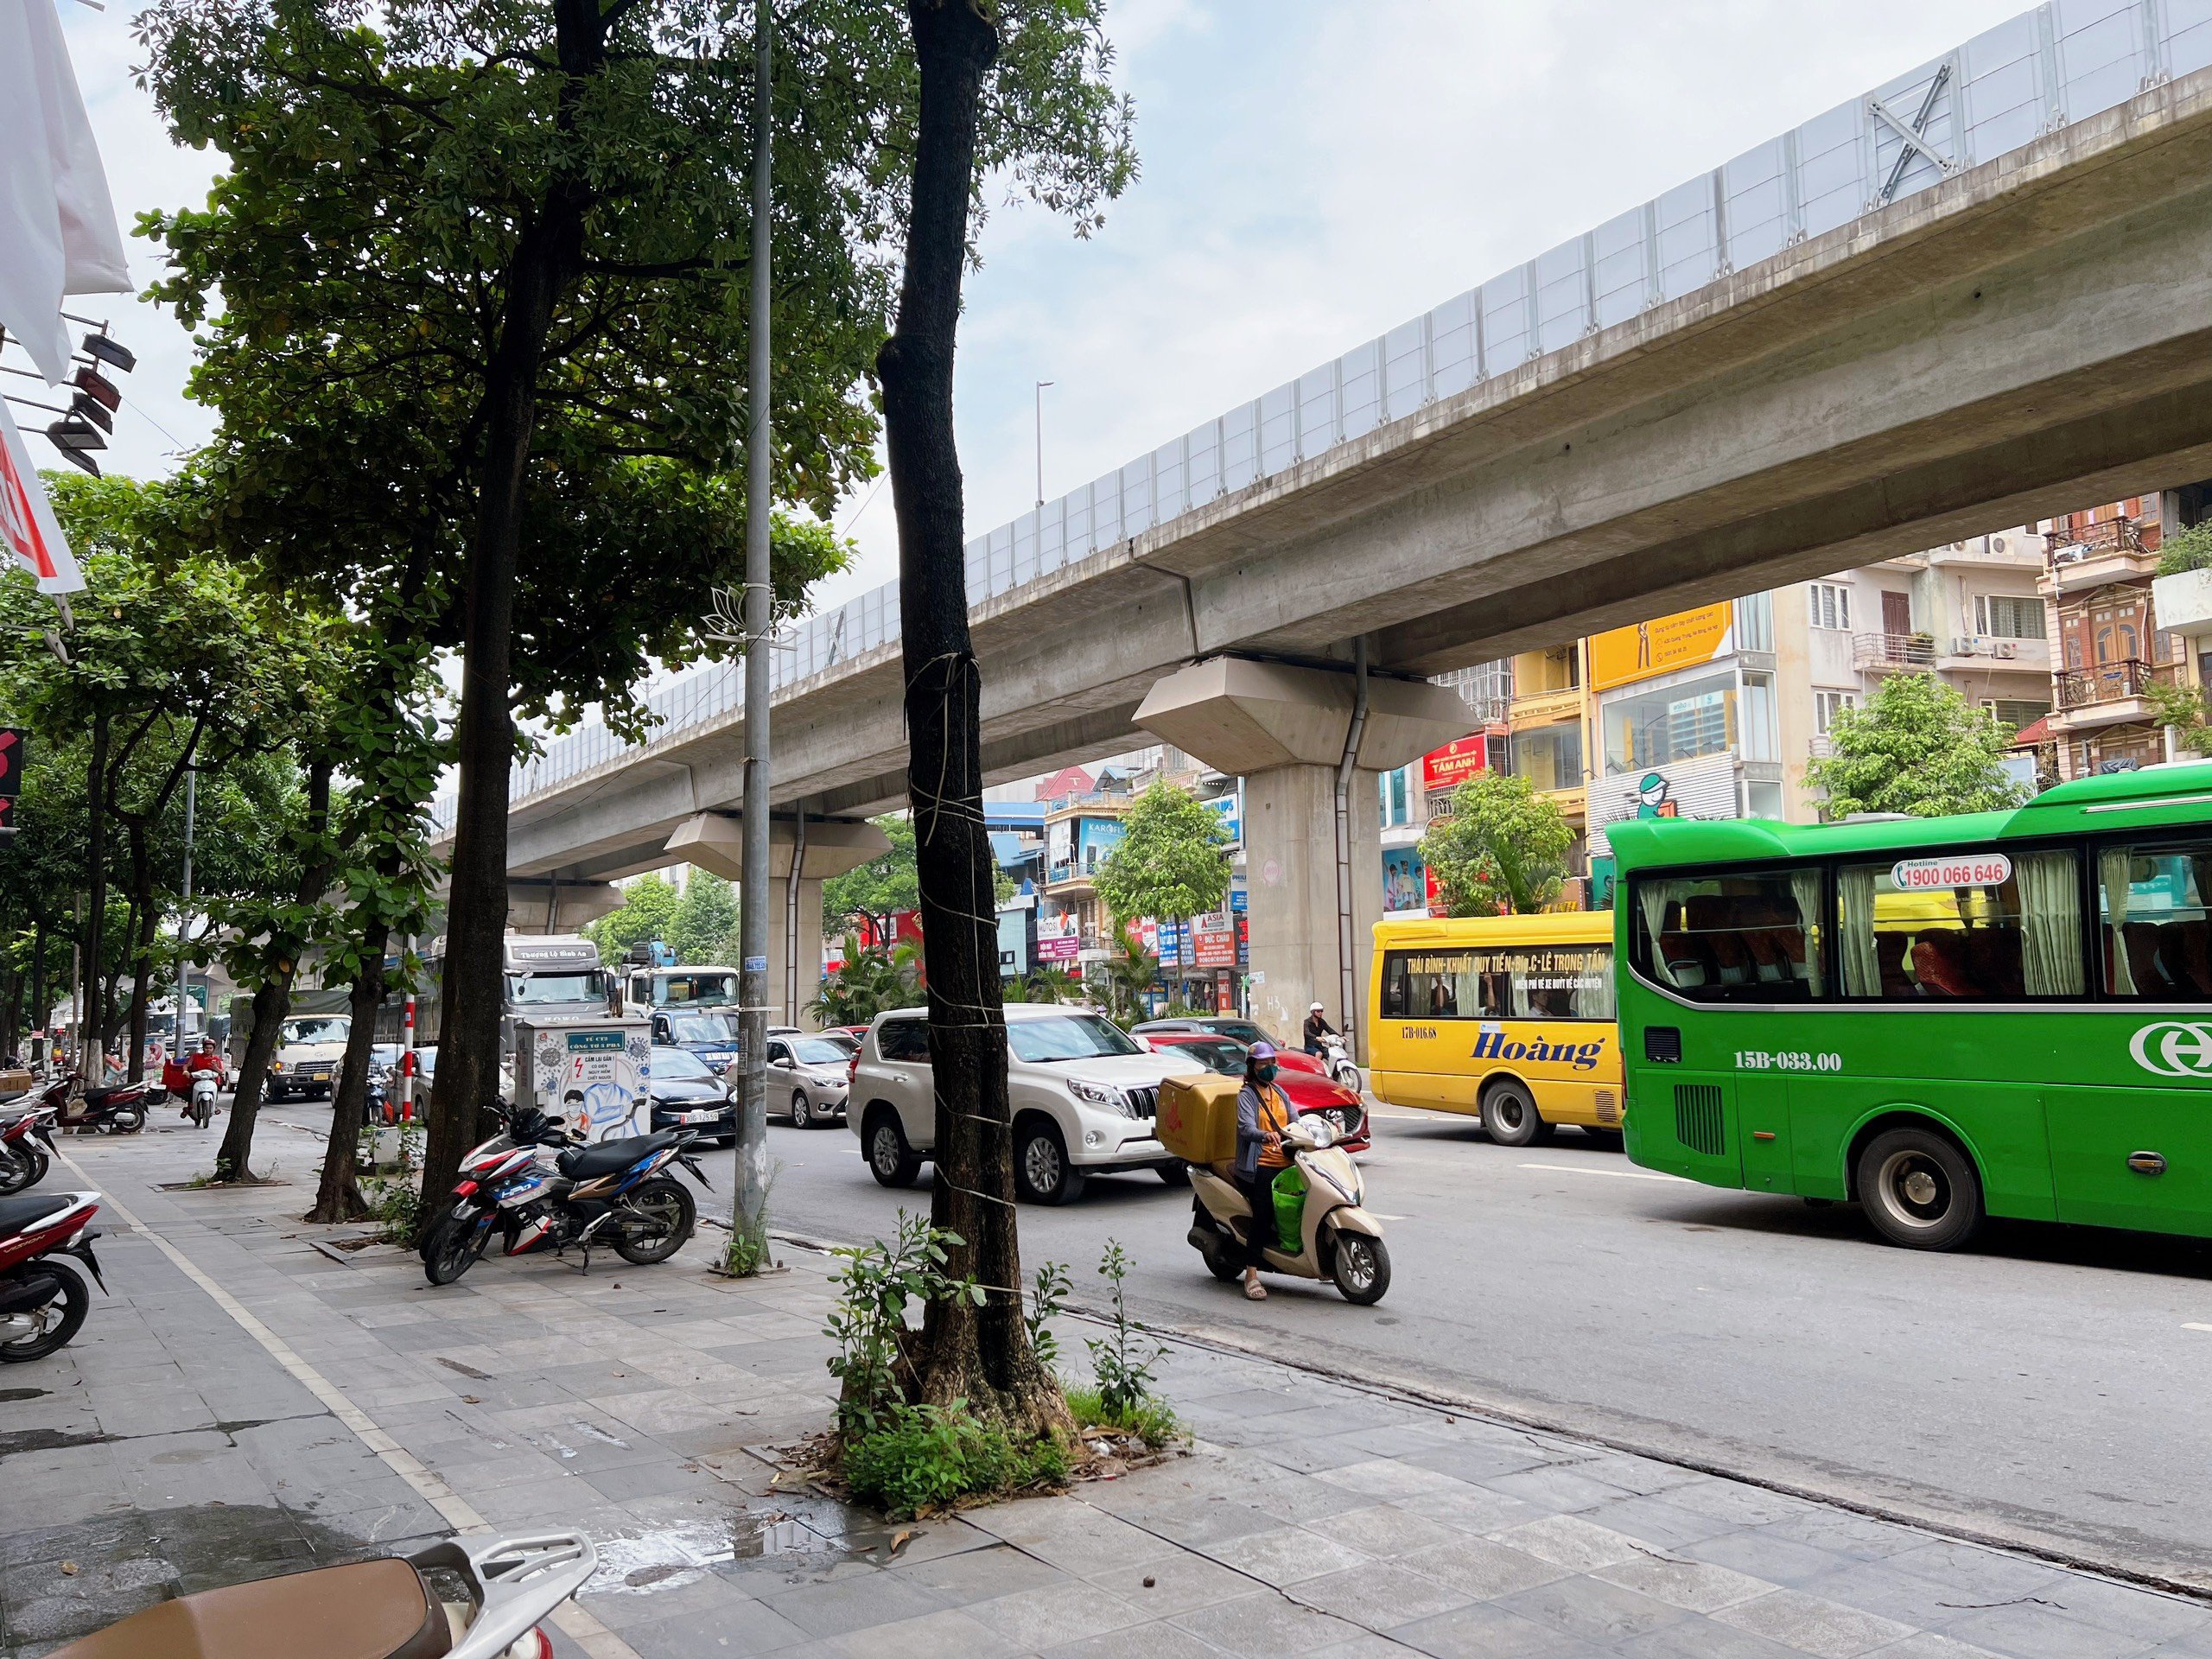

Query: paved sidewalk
[{"left": 4, "top": 1119, "right": 2209, "bottom": 1659}]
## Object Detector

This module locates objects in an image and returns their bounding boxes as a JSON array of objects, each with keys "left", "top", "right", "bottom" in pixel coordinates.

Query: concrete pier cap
[
  {"left": 507, "top": 879, "right": 625, "bottom": 933},
  {"left": 1135, "top": 658, "right": 1471, "bottom": 1060},
  {"left": 661, "top": 814, "right": 892, "bottom": 1028}
]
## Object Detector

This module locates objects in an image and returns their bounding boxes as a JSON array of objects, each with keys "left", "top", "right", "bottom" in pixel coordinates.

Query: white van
[
  {"left": 268, "top": 1014, "right": 351, "bottom": 1103},
  {"left": 849, "top": 1004, "right": 1204, "bottom": 1204}
]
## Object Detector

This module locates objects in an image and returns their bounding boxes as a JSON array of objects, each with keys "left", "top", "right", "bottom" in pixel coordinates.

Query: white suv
[{"left": 851, "top": 1004, "right": 1205, "bottom": 1203}]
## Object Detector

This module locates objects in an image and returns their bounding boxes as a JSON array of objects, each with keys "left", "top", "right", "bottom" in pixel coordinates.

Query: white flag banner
[
  {"left": 0, "top": 397, "right": 86, "bottom": 594},
  {"left": 0, "top": 0, "right": 132, "bottom": 385}
]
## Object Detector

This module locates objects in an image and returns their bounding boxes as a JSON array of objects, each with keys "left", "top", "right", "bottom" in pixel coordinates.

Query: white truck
[{"left": 849, "top": 1003, "right": 1205, "bottom": 1203}]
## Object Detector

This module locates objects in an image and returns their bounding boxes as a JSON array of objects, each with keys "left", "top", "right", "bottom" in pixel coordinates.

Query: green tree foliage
[
  {"left": 669, "top": 872, "right": 741, "bottom": 966},
  {"left": 1092, "top": 785, "right": 1230, "bottom": 934},
  {"left": 825, "top": 817, "right": 921, "bottom": 941},
  {"left": 585, "top": 875, "right": 683, "bottom": 964},
  {"left": 1806, "top": 673, "right": 2029, "bottom": 819},
  {"left": 2146, "top": 677, "right": 2212, "bottom": 755},
  {"left": 2158, "top": 520, "right": 2212, "bottom": 577},
  {"left": 808, "top": 937, "right": 922, "bottom": 1027},
  {"left": 1419, "top": 774, "right": 1574, "bottom": 917}
]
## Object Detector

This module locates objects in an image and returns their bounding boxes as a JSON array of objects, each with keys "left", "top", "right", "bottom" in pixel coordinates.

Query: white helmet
[{"left": 1309, "top": 1001, "right": 1325, "bottom": 1012}]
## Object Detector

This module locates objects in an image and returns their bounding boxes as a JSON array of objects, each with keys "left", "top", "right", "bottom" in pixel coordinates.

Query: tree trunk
[
  {"left": 216, "top": 759, "right": 333, "bottom": 1182},
  {"left": 879, "top": 0, "right": 1067, "bottom": 1441},
  {"left": 308, "top": 918, "right": 387, "bottom": 1225},
  {"left": 420, "top": 2, "right": 602, "bottom": 1230},
  {"left": 82, "top": 712, "right": 109, "bottom": 1078},
  {"left": 125, "top": 826, "right": 156, "bottom": 1084}
]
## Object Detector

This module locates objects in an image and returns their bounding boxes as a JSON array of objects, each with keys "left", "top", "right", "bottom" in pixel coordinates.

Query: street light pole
[
  {"left": 178, "top": 765, "right": 195, "bottom": 1046},
  {"left": 1034, "top": 379, "right": 1052, "bottom": 509},
  {"left": 733, "top": 0, "right": 775, "bottom": 1273}
]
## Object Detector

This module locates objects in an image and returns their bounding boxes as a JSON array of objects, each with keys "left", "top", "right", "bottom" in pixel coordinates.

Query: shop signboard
[
  {"left": 1158, "top": 921, "right": 1186, "bottom": 969},
  {"left": 1046, "top": 817, "right": 1075, "bottom": 882},
  {"left": 1204, "top": 793, "right": 1242, "bottom": 844},
  {"left": 1421, "top": 734, "right": 1489, "bottom": 794},
  {"left": 1192, "top": 913, "right": 1237, "bottom": 969},
  {"left": 1586, "top": 750, "right": 1740, "bottom": 857},
  {"left": 1383, "top": 846, "right": 1427, "bottom": 913},
  {"left": 996, "top": 906, "right": 1031, "bottom": 977},
  {"left": 1037, "top": 933, "right": 1081, "bottom": 964},
  {"left": 1588, "top": 603, "right": 1733, "bottom": 692}
]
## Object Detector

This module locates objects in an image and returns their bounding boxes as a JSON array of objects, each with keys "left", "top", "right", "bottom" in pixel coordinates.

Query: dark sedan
[{"left": 645, "top": 1047, "right": 734, "bottom": 1145}]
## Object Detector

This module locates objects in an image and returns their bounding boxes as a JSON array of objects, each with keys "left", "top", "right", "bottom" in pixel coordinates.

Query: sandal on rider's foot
[{"left": 1243, "top": 1280, "right": 1268, "bottom": 1300}]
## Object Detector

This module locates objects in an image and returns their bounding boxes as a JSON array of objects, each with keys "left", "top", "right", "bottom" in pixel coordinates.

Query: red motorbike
[
  {"left": 0, "top": 1100, "right": 60, "bottom": 1194},
  {"left": 46, "top": 1073, "right": 150, "bottom": 1135},
  {"left": 0, "top": 1188, "right": 105, "bottom": 1362}
]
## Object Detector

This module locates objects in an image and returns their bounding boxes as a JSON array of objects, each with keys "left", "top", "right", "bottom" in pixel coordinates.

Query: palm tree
[
  {"left": 1021, "top": 964, "right": 1079, "bottom": 1005},
  {"left": 1101, "top": 947, "right": 1160, "bottom": 1027},
  {"left": 808, "top": 935, "right": 924, "bottom": 1026}
]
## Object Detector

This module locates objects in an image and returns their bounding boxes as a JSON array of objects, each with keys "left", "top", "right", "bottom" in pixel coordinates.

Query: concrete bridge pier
[
  {"left": 507, "top": 878, "right": 626, "bottom": 934},
  {"left": 1136, "top": 658, "right": 1468, "bottom": 1060},
  {"left": 663, "top": 813, "right": 892, "bottom": 1028}
]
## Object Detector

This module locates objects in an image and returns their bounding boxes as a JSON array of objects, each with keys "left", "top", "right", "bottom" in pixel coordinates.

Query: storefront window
[
  {"left": 1602, "top": 670, "right": 1737, "bottom": 775},
  {"left": 1510, "top": 720, "right": 1582, "bottom": 792}
]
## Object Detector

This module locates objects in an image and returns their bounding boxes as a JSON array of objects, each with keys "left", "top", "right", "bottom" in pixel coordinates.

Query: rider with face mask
[{"left": 1234, "top": 1041, "right": 1295, "bottom": 1300}]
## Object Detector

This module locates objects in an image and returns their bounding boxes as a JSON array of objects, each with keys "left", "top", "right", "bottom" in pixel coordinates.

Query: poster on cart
[{"left": 514, "top": 1018, "right": 651, "bottom": 1143}]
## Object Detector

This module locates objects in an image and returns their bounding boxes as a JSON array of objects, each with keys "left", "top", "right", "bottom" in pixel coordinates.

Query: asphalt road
[{"left": 739, "top": 1101, "right": 2212, "bottom": 1590}]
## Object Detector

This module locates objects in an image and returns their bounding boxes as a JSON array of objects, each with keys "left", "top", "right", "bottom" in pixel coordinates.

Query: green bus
[{"left": 1611, "top": 761, "right": 2212, "bottom": 1249}]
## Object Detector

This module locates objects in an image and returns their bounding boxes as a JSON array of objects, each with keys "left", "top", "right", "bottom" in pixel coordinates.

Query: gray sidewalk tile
[
  {"left": 823, "top": 1605, "right": 1022, "bottom": 1659},
  {"left": 1080, "top": 1552, "right": 1260, "bottom": 1617},
  {"left": 1689, "top": 1528, "right": 1870, "bottom": 1588},
  {"left": 1306, "top": 1502, "right": 1465, "bottom": 1559},
  {"left": 1487, "top": 1515, "right": 1643, "bottom": 1572},
  {"left": 1715, "top": 1588, "right": 1922, "bottom": 1658},
  {"left": 1617, "top": 1613, "right": 1815, "bottom": 1659},
  {"left": 759, "top": 1568, "right": 947, "bottom": 1638},
  {"left": 1040, "top": 1620, "right": 1225, "bottom": 1659},
  {"left": 1390, "top": 1599, "right": 1614, "bottom": 1658},
  {"left": 1200, "top": 1524, "right": 1372, "bottom": 1584},
  {"left": 1937, "top": 1601, "right": 2168, "bottom": 1659},
  {"left": 1292, "top": 1560, "right": 1476, "bottom": 1628},
  {"left": 1396, "top": 1538, "right": 1571, "bottom": 1602},
  {"left": 621, "top": 1598, "right": 816, "bottom": 1658},
  {"left": 890, "top": 1540, "right": 1067, "bottom": 1605},
  {"left": 1493, "top": 1573, "right": 1694, "bottom": 1645},
  {"left": 1171, "top": 1589, "right": 1374, "bottom": 1656},
  {"left": 1593, "top": 1551, "right": 1772, "bottom": 1612},
  {"left": 968, "top": 1580, "right": 1149, "bottom": 1648}
]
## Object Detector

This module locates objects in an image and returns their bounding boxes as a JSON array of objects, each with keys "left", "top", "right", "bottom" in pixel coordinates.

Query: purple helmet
[{"left": 1249, "top": 1041, "right": 1276, "bottom": 1062}]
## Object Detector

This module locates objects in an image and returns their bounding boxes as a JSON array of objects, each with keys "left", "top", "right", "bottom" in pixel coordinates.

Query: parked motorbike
[
  {"left": 1186, "top": 1116, "right": 1391, "bottom": 1305},
  {"left": 420, "top": 1106, "right": 707, "bottom": 1286},
  {"left": 1314, "top": 1032, "right": 1363, "bottom": 1092},
  {"left": 50, "top": 1529, "right": 597, "bottom": 1659},
  {"left": 41, "top": 1073, "right": 151, "bottom": 1135},
  {"left": 0, "top": 1188, "right": 106, "bottom": 1362},
  {"left": 0, "top": 1103, "right": 59, "bottom": 1195}
]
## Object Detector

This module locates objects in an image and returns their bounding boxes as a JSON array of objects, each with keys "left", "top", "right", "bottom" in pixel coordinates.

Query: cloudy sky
[{"left": 55, "top": 0, "right": 2023, "bottom": 615}]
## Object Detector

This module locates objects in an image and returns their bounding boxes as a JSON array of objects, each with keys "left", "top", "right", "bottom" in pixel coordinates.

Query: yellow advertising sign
[{"left": 1588, "top": 603, "right": 1732, "bottom": 691}]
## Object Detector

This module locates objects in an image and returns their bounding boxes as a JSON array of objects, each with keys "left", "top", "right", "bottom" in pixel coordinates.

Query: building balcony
[
  {"left": 1508, "top": 686, "right": 1583, "bottom": 725},
  {"left": 2041, "top": 518, "right": 2158, "bottom": 596},
  {"left": 1853, "top": 632, "right": 1936, "bottom": 672},
  {"left": 2050, "top": 659, "right": 2180, "bottom": 732},
  {"left": 1940, "top": 635, "right": 2051, "bottom": 674}
]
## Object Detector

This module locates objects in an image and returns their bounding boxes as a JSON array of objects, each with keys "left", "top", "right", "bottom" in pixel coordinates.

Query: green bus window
[
  {"left": 1631, "top": 871, "right": 1822, "bottom": 1001},
  {"left": 1837, "top": 849, "right": 2082, "bottom": 1000},
  {"left": 2098, "top": 841, "right": 2212, "bottom": 999}
]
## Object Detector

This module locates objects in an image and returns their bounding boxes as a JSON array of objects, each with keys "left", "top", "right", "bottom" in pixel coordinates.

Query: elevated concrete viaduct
[{"left": 462, "top": 38, "right": 2212, "bottom": 1043}]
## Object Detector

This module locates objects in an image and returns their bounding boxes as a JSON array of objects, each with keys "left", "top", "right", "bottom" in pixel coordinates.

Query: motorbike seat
[
  {"left": 0, "top": 1193, "right": 73, "bottom": 1236},
  {"left": 51, "top": 1555, "right": 449, "bottom": 1659},
  {"left": 557, "top": 1129, "right": 683, "bottom": 1180},
  {"left": 79, "top": 1084, "right": 139, "bottom": 1108}
]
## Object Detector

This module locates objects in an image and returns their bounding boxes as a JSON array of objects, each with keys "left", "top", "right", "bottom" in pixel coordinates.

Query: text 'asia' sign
[{"left": 1891, "top": 853, "right": 2013, "bottom": 891}]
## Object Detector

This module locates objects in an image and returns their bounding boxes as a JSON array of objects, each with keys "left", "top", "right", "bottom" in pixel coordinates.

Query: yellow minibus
[{"left": 1368, "top": 912, "right": 1623, "bottom": 1146}]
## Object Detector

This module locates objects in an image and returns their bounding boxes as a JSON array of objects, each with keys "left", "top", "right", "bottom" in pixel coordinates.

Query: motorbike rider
[
  {"left": 1301, "top": 1001, "right": 1336, "bottom": 1056},
  {"left": 1235, "top": 1042, "right": 1296, "bottom": 1301}
]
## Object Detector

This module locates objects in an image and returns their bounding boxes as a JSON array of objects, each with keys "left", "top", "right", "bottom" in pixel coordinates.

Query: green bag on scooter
[{"left": 1270, "top": 1166, "right": 1306, "bottom": 1253}]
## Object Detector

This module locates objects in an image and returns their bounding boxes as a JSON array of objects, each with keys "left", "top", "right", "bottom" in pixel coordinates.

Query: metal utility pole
[
  {"left": 1034, "top": 380, "right": 1053, "bottom": 508},
  {"left": 733, "top": 0, "right": 775, "bottom": 1270}
]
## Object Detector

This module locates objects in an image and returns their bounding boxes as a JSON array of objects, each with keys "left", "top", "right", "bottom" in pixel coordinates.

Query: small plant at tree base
[
  {"left": 721, "top": 1160, "right": 782, "bottom": 1278},
  {"left": 1085, "top": 1239, "right": 1166, "bottom": 1420},
  {"left": 1026, "top": 1260, "right": 1071, "bottom": 1373},
  {"left": 364, "top": 1173, "right": 422, "bottom": 1245},
  {"left": 1062, "top": 1382, "right": 1179, "bottom": 1450},
  {"left": 823, "top": 1213, "right": 982, "bottom": 1439},
  {"left": 840, "top": 1401, "right": 1070, "bottom": 1518}
]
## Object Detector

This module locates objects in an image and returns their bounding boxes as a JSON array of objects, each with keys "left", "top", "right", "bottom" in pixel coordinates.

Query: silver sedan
[{"left": 725, "top": 1034, "right": 853, "bottom": 1128}]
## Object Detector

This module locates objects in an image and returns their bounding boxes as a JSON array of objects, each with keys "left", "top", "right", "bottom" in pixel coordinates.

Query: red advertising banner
[{"left": 1421, "top": 734, "right": 1489, "bottom": 794}]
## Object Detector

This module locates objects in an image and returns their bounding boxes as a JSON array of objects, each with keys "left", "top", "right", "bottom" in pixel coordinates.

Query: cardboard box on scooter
[{"left": 1157, "top": 1073, "right": 1239, "bottom": 1165}]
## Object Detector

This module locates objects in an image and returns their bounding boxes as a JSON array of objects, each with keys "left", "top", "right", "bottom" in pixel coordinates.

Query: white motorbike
[
  {"left": 1315, "top": 1031, "right": 1362, "bottom": 1091},
  {"left": 51, "top": 1531, "right": 596, "bottom": 1659},
  {"left": 1186, "top": 1116, "right": 1391, "bottom": 1304},
  {"left": 188, "top": 1071, "right": 220, "bottom": 1128}
]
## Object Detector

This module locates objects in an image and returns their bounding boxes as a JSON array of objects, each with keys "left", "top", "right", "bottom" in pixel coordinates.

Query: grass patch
[
  {"left": 839, "top": 1402, "right": 1070, "bottom": 1519},
  {"left": 1063, "top": 1382, "right": 1179, "bottom": 1450}
]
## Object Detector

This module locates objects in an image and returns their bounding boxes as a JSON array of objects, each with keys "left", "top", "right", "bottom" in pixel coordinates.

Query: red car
[
  {"left": 1130, "top": 1017, "right": 1327, "bottom": 1077},
  {"left": 1137, "top": 1031, "right": 1370, "bottom": 1154}
]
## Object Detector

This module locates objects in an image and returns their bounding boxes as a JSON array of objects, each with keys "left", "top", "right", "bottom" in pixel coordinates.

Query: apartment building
[{"left": 2035, "top": 497, "right": 2190, "bottom": 779}]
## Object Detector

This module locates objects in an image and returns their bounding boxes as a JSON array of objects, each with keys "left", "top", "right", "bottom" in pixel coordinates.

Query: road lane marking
[
  {"left": 2184, "top": 1323, "right": 2212, "bottom": 1333},
  {"left": 1520, "top": 1161, "right": 1680, "bottom": 1182}
]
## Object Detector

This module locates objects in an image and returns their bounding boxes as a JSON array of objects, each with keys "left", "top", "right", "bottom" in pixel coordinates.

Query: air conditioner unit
[
  {"left": 1993, "top": 640, "right": 2018, "bottom": 660},
  {"left": 1954, "top": 637, "right": 1985, "bottom": 657}
]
